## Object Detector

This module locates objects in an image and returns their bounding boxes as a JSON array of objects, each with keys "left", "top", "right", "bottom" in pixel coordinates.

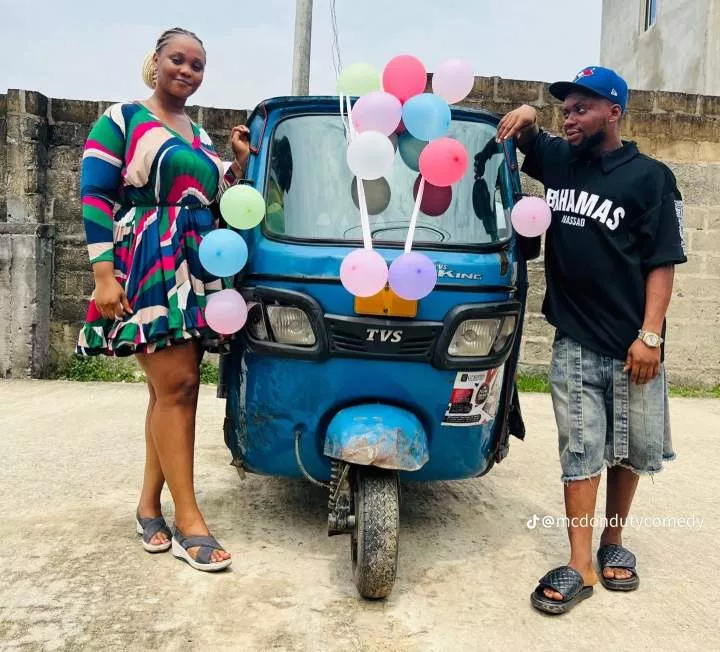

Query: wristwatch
[{"left": 638, "top": 329, "right": 663, "bottom": 348}]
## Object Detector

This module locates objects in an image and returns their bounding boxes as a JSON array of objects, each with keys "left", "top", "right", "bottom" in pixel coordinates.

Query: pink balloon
[
  {"left": 432, "top": 59, "right": 475, "bottom": 104},
  {"left": 418, "top": 138, "right": 469, "bottom": 187},
  {"left": 205, "top": 289, "right": 248, "bottom": 335},
  {"left": 383, "top": 55, "right": 427, "bottom": 104},
  {"left": 510, "top": 197, "right": 552, "bottom": 237},
  {"left": 340, "top": 248, "right": 388, "bottom": 297},
  {"left": 352, "top": 91, "right": 402, "bottom": 136}
]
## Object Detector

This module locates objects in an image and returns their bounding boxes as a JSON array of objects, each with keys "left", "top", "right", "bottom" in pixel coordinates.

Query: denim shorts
[{"left": 549, "top": 331, "right": 676, "bottom": 483}]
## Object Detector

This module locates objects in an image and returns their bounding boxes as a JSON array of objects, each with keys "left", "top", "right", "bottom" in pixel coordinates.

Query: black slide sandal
[
  {"left": 597, "top": 544, "right": 640, "bottom": 591},
  {"left": 530, "top": 566, "right": 594, "bottom": 615}
]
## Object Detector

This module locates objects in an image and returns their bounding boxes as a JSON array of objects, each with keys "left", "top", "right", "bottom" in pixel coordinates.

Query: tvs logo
[
  {"left": 575, "top": 68, "right": 595, "bottom": 80},
  {"left": 436, "top": 263, "right": 482, "bottom": 281},
  {"left": 366, "top": 329, "right": 403, "bottom": 343}
]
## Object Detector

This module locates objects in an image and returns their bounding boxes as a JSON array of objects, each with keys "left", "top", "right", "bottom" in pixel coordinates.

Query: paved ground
[{"left": 0, "top": 380, "right": 718, "bottom": 651}]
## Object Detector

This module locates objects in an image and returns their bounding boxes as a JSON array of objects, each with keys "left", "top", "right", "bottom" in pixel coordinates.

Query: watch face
[{"left": 645, "top": 333, "right": 660, "bottom": 346}]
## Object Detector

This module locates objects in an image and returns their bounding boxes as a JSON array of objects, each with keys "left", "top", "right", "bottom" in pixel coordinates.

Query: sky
[{"left": 0, "top": 0, "right": 602, "bottom": 110}]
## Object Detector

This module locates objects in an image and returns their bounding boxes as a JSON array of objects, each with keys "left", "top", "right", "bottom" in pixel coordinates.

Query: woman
[{"left": 77, "top": 27, "right": 250, "bottom": 571}]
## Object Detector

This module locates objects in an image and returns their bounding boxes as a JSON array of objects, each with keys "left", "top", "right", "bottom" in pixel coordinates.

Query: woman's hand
[
  {"left": 230, "top": 125, "right": 251, "bottom": 171},
  {"left": 93, "top": 271, "right": 133, "bottom": 321}
]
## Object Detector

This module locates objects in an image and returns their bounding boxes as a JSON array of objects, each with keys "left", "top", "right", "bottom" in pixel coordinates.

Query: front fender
[{"left": 324, "top": 404, "right": 429, "bottom": 471}]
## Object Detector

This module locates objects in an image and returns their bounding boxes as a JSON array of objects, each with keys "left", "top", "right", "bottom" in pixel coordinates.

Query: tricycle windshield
[{"left": 263, "top": 114, "right": 513, "bottom": 248}]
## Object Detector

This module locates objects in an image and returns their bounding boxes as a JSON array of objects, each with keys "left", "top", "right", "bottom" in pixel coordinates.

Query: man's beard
[{"left": 568, "top": 129, "right": 606, "bottom": 158}]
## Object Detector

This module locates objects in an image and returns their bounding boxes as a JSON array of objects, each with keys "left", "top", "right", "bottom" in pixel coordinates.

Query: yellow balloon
[
  {"left": 219, "top": 185, "right": 266, "bottom": 230},
  {"left": 337, "top": 63, "right": 381, "bottom": 96}
]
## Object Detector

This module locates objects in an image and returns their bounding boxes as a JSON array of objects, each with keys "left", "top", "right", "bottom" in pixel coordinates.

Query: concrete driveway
[{"left": 0, "top": 380, "right": 717, "bottom": 651}]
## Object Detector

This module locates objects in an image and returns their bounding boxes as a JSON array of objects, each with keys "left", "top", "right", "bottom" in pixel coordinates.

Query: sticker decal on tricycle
[{"left": 442, "top": 367, "right": 505, "bottom": 427}]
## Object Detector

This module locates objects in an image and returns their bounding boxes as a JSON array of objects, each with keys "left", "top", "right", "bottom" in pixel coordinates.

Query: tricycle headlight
[
  {"left": 447, "top": 318, "right": 501, "bottom": 357},
  {"left": 491, "top": 316, "right": 517, "bottom": 354},
  {"left": 246, "top": 303, "right": 269, "bottom": 341},
  {"left": 266, "top": 306, "right": 316, "bottom": 346}
]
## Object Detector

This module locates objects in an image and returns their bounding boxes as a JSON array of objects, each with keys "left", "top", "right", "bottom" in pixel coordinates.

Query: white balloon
[
  {"left": 432, "top": 58, "right": 475, "bottom": 104},
  {"left": 346, "top": 131, "right": 395, "bottom": 180}
]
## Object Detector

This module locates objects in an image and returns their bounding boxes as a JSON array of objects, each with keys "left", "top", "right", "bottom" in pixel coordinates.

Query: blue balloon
[
  {"left": 402, "top": 93, "right": 451, "bottom": 142},
  {"left": 397, "top": 132, "right": 428, "bottom": 171},
  {"left": 199, "top": 228, "right": 248, "bottom": 278}
]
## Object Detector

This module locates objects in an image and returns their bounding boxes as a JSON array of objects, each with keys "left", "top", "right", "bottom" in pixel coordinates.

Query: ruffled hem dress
[{"left": 76, "top": 102, "right": 238, "bottom": 356}]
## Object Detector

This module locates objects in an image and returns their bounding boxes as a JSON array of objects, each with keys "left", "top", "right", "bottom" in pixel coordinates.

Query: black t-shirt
[{"left": 520, "top": 131, "right": 687, "bottom": 361}]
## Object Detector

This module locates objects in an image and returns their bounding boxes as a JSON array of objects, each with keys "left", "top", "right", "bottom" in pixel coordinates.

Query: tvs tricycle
[{"left": 219, "top": 96, "right": 534, "bottom": 599}]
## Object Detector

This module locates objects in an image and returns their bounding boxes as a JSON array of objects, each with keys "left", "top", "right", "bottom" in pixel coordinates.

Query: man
[{"left": 497, "top": 66, "right": 687, "bottom": 615}]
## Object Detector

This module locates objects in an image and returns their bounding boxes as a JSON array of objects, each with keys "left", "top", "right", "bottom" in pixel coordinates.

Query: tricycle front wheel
[{"left": 351, "top": 468, "right": 400, "bottom": 599}]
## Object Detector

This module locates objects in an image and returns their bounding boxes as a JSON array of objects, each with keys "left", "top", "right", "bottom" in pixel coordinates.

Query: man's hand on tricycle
[{"left": 496, "top": 104, "right": 538, "bottom": 144}]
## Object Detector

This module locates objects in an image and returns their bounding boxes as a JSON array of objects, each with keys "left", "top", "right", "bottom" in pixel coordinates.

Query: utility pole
[{"left": 292, "top": 0, "right": 313, "bottom": 95}]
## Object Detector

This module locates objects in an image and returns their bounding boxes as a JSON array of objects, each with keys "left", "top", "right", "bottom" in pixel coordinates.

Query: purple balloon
[
  {"left": 352, "top": 91, "right": 403, "bottom": 136},
  {"left": 205, "top": 289, "right": 248, "bottom": 334},
  {"left": 388, "top": 252, "right": 437, "bottom": 300},
  {"left": 340, "top": 248, "right": 389, "bottom": 297}
]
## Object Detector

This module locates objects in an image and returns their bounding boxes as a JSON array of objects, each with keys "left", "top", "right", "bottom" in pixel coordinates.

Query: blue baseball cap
[{"left": 549, "top": 66, "right": 628, "bottom": 112}]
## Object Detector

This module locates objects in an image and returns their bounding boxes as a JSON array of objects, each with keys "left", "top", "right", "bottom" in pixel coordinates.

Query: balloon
[
  {"left": 419, "top": 137, "right": 469, "bottom": 186},
  {"left": 397, "top": 132, "right": 427, "bottom": 171},
  {"left": 395, "top": 119, "right": 407, "bottom": 135},
  {"left": 346, "top": 131, "right": 395, "bottom": 180},
  {"left": 402, "top": 93, "right": 451, "bottom": 142},
  {"left": 351, "top": 177, "right": 391, "bottom": 215},
  {"left": 388, "top": 252, "right": 437, "bottom": 300},
  {"left": 340, "top": 248, "right": 389, "bottom": 297},
  {"left": 510, "top": 196, "right": 552, "bottom": 237},
  {"left": 383, "top": 55, "right": 427, "bottom": 103},
  {"left": 205, "top": 289, "right": 248, "bottom": 334},
  {"left": 337, "top": 62, "right": 382, "bottom": 96},
  {"left": 351, "top": 91, "right": 402, "bottom": 136},
  {"left": 388, "top": 132, "right": 399, "bottom": 152},
  {"left": 431, "top": 58, "right": 475, "bottom": 104},
  {"left": 199, "top": 228, "right": 248, "bottom": 278},
  {"left": 219, "top": 184, "right": 266, "bottom": 230},
  {"left": 413, "top": 175, "right": 452, "bottom": 217}
]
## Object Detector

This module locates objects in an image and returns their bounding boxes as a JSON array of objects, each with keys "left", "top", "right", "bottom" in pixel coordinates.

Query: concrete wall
[
  {"left": 0, "top": 91, "right": 55, "bottom": 377},
  {"left": 601, "top": 0, "right": 720, "bottom": 96},
  {"left": 0, "top": 81, "right": 719, "bottom": 385}
]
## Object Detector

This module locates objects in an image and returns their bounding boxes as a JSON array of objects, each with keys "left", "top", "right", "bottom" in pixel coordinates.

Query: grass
[
  {"left": 516, "top": 373, "right": 720, "bottom": 399},
  {"left": 666, "top": 384, "right": 720, "bottom": 399},
  {"left": 516, "top": 374, "right": 551, "bottom": 394},
  {"left": 57, "top": 355, "right": 143, "bottom": 383},
  {"left": 54, "top": 354, "right": 220, "bottom": 385},
  {"left": 50, "top": 358, "right": 720, "bottom": 397}
]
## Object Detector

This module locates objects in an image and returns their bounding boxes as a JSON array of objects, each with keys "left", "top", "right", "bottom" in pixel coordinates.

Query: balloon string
[
  {"left": 345, "top": 94, "right": 357, "bottom": 140},
  {"left": 339, "top": 92, "right": 350, "bottom": 138},
  {"left": 405, "top": 177, "right": 425, "bottom": 253},
  {"left": 345, "top": 95, "right": 372, "bottom": 250}
]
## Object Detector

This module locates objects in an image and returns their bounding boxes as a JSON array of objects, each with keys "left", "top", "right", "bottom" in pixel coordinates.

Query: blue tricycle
[{"left": 218, "top": 96, "right": 535, "bottom": 599}]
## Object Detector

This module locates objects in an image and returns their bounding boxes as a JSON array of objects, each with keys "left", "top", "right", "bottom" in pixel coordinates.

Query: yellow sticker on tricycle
[{"left": 354, "top": 285, "right": 418, "bottom": 318}]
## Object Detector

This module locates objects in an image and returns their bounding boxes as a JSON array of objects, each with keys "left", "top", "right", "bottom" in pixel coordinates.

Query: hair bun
[{"left": 141, "top": 51, "right": 157, "bottom": 89}]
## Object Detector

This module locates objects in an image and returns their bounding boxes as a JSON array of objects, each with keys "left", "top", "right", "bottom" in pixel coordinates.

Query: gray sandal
[
  {"left": 171, "top": 527, "right": 232, "bottom": 572},
  {"left": 135, "top": 513, "right": 172, "bottom": 553}
]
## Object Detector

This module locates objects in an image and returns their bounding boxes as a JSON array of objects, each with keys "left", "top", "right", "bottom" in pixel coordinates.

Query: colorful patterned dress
[{"left": 77, "top": 102, "right": 237, "bottom": 356}]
